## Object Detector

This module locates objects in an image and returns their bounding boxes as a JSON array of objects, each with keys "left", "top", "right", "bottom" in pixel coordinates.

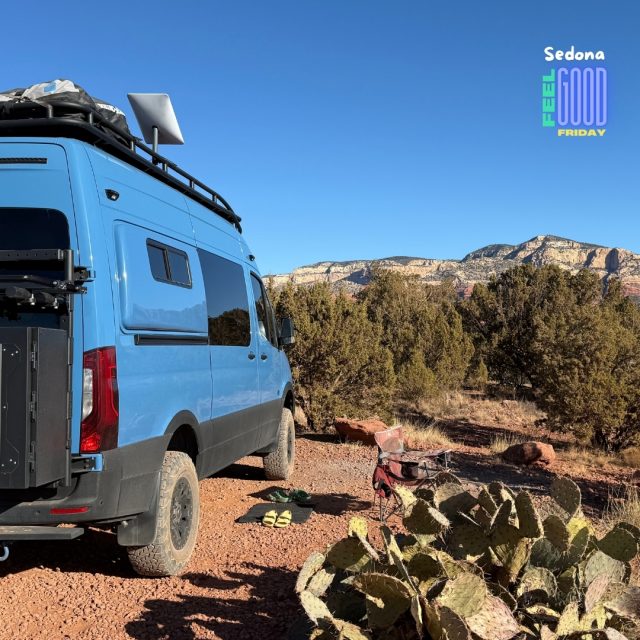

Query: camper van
[{"left": 0, "top": 93, "right": 296, "bottom": 576}]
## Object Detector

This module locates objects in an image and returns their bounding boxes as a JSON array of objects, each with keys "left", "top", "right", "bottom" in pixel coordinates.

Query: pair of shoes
[
  {"left": 267, "top": 489, "right": 311, "bottom": 504},
  {"left": 262, "top": 509, "right": 292, "bottom": 528}
]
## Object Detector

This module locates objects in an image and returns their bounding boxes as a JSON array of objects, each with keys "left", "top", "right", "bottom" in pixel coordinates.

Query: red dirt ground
[{"left": 0, "top": 430, "right": 634, "bottom": 640}]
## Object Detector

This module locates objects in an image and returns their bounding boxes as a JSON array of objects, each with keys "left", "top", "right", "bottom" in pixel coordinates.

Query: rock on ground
[
  {"left": 501, "top": 441, "right": 556, "bottom": 466},
  {"left": 334, "top": 418, "right": 389, "bottom": 446}
]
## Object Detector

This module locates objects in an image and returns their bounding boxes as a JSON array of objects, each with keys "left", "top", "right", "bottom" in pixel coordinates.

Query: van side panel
[{"left": 85, "top": 147, "right": 212, "bottom": 451}]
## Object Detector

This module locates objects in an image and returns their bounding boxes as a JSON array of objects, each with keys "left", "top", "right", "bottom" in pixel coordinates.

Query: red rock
[
  {"left": 334, "top": 418, "right": 389, "bottom": 446},
  {"left": 501, "top": 441, "right": 556, "bottom": 466}
]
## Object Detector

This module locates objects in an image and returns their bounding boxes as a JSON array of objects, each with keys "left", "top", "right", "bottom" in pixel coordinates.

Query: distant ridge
[{"left": 269, "top": 235, "right": 640, "bottom": 299}]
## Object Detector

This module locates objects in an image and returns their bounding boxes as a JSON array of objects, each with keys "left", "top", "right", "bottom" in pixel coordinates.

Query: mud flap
[{"left": 116, "top": 470, "right": 161, "bottom": 547}]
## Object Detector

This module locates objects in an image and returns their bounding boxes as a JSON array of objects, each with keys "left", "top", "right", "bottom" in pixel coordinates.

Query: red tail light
[{"left": 80, "top": 347, "right": 119, "bottom": 453}]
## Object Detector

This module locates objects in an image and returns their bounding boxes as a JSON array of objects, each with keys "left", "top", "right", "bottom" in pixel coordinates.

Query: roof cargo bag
[{"left": 0, "top": 79, "right": 131, "bottom": 138}]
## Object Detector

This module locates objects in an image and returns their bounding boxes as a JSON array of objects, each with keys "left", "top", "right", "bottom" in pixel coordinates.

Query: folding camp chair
[{"left": 372, "top": 426, "right": 451, "bottom": 521}]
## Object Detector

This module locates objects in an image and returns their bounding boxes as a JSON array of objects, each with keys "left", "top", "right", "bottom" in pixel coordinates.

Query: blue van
[{"left": 0, "top": 99, "right": 296, "bottom": 575}]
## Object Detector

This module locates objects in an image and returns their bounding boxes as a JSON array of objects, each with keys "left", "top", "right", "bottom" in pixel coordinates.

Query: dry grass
[
  {"left": 395, "top": 418, "right": 454, "bottom": 448},
  {"left": 418, "top": 392, "right": 543, "bottom": 429},
  {"left": 489, "top": 432, "right": 527, "bottom": 455},
  {"left": 605, "top": 486, "right": 640, "bottom": 531},
  {"left": 559, "top": 445, "right": 613, "bottom": 470},
  {"left": 621, "top": 446, "right": 640, "bottom": 468},
  {"left": 559, "top": 445, "right": 640, "bottom": 470}
]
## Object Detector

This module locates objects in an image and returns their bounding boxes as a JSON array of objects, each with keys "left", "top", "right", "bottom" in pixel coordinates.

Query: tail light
[{"left": 80, "top": 347, "right": 119, "bottom": 453}]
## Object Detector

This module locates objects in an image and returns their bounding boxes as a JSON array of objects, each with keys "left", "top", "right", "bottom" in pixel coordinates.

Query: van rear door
[{"left": 0, "top": 143, "right": 78, "bottom": 489}]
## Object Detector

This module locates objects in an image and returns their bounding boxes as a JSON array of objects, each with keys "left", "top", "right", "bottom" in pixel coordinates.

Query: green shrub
[
  {"left": 270, "top": 282, "right": 395, "bottom": 430},
  {"left": 359, "top": 270, "right": 472, "bottom": 400}
]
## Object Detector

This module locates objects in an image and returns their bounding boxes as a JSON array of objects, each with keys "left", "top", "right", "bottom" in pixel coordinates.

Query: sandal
[
  {"left": 274, "top": 509, "right": 292, "bottom": 528},
  {"left": 262, "top": 509, "right": 278, "bottom": 527}
]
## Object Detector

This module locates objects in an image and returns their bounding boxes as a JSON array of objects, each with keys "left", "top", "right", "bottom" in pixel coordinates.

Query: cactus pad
[
  {"left": 348, "top": 516, "right": 368, "bottom": 540},
  {"left": 448, "top": 521, "right": 489, "bottom": 559},
  {"left": 404, "top": 498, "right": 450, "bottom": 536},
  {"left": 550, "top": 477, "right": 581, "bottom": 520},
  {"left": 565, "top": 525, "right": 590, "bottom": 568},
  {"left": 490, "top": 499, "right": 514, "bottom": 531},
  {"left": 393, "top": 485, "right": 418, "bottom": 512},
  {"left": 308, "top": 566, "right": 337, "bottom": 597},
  {"left": 478, "top": 488, "right": 498, "bottom": 515},
  {"left": 584, "top": 550, "right": 627, "bottom": 587},
  {"left": 598, "top": 526, "right": 639, "bottom": 563},
  {"left": 296, "top": 551, "right": 326, "bottom": 593},
  {"left": 543, "top": 515, "right": 570, "bottom": 552},
  {"left": 437, "top": 572, "right": 488, "bottom": 618},
  {"left": 434, "top": 471, "right": 462, "bottom": 486},
  {"left": 440, "top": 606, "right": 472, "bottom": 640},
  {"left": 434, "top": 483, "right": 477, "bottom": 518},
  {"left": 352, "top": 573, "right": 412, "bottom": 629},
  {"left": 488, "top": 481, "right": 512, "bottom": 507},
  {"left": 331, "top": 618, "right": 372, "bottom": 640},
  {"left": 300, "top": 589, "right": 333, "bottom": 624},
  {"left": 327, "top": 538, "right": 371, "bottom": 572},
  {"left": 515, "top": 491, "right": 543, "bottom": 539},
  {"left": 465, "top": 595, "right": 520, "bottom": 640},
  {"left": 616, "top": 521, "right": 640, "bottom": 545},
  {"left": 516, "top": 567, "right": 557, "bottom": 603}
]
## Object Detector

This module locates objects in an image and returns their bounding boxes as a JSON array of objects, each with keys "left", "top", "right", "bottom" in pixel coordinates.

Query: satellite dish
[{"left": 127, "top": 93, "right": 184, "bottom": 152}]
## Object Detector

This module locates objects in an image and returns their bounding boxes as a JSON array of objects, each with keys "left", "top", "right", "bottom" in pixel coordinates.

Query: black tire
[
  {"left": 127, "top": 451, "right": 200, "bottom": 577},
  {"left": 263, "top": 408, "right": 296, "bottom": 480}
]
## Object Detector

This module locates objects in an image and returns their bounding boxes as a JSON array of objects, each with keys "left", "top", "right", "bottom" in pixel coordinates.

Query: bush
[
  {"left": 463, "top": 266, "right": 640, "bottom": 451},
  {"left": 270, "top": 282, "right": 395, "bottom": 430},
  {"left": 359, "top": 270, "right": 472, "bottom": 402}
]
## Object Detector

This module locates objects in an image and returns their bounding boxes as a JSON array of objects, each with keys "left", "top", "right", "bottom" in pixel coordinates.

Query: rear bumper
[{"left": 0, "top": 436, "right": 167, "bottom": 526}]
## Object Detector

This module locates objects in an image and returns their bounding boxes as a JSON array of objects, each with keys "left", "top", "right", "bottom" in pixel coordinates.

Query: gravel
[{"left": 0, "top": 437, "right": 375, "bottom": 640}]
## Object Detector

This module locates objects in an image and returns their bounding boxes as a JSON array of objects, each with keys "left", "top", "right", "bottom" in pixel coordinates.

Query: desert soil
[{"left": 0, "top": 423, "right": 634, "bottom": 640}]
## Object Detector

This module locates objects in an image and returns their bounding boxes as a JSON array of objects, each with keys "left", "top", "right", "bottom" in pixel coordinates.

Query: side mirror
[{"left": 278, "top": 316, "right": 296, "bottom": 347}]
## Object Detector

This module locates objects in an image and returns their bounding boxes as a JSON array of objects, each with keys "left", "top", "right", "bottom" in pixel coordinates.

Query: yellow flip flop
[
  {"left": 262, "top": 509, "right": 277, "bottom": 527},
  {"left": 274, "top": 509, "right": 292, "bottom": 528}
]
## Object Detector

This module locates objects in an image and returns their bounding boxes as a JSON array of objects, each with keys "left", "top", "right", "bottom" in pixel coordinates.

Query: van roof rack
[{"left": 0, "top": 100, "right": 242, "bottom": 232}]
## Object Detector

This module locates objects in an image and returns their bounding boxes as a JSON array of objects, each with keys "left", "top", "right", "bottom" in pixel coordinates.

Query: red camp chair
[{"left": 372, "top": 426, "right": 451, "bottom": 521}]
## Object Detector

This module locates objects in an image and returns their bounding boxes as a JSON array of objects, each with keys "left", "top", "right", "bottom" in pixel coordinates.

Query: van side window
[
  {"left": 146, "top": 240, "right": 191, "bottom": 287},
  {"left": 250, "top": 274, "right": 277, "bottom": 347},
  {"left": 199, "top": 249, "right": 251, "bottom": 347}
]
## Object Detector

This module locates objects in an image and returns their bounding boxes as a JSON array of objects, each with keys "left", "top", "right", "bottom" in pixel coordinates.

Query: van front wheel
[
  {"left": 127, "top": 451, "right": 200, "bottom": 577},
  {"left": 263, "top": 408, "right": 295, "bottom": 480}
]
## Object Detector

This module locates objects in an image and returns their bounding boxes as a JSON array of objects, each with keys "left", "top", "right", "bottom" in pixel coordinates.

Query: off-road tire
[
  {"left": 263, "top": 408, "right": 295, "bottom": 480},
  {"left": 127, "top": 451, "right": 200, "bottom": 577}
]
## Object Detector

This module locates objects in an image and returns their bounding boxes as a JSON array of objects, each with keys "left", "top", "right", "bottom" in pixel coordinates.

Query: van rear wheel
[
  {"left": 263, "top": 408, "right": 295, "bottom": 480},
  {"left": 127, "top": 451, "right": 200, "bottom": 577}
]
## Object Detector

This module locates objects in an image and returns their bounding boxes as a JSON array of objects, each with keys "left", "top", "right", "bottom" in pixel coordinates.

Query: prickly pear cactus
[{"left": 296, "top": 473, "right": 640, "bottom": 639}]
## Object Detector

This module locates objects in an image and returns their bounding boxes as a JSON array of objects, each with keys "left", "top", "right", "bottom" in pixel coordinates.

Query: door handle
[
  {"left": 248, "top": 352, "right": 256, "bottom": 360},
  {"left": 260, "top": 353, "right": 268, "bottom": 361}
]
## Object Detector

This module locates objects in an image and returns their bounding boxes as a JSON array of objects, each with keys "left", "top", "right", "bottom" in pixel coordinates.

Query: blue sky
[{"left": 2, "top": 1, "right": 638, "bottom": 273}]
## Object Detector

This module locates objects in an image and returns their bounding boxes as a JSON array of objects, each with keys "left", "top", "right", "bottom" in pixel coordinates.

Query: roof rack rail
[{"left": 0, "top": 100, "right": 242, "bottom": 232}]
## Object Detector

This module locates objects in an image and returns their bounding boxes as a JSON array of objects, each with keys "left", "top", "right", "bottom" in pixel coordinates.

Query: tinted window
[
  {"left": 147, "top": 244, "right": 168, "bottom": 280},
  {"left": 0, "top": 208, "right": 69, "bottom": 250},
  {"left": 250, "top": 274, "right": 277, "bottom": 347},
  {"left": 146, "top": 240, "right": 192, "bottom": 287},
  {"left": 199, "top": 249, "right": 251, "bottom": 346},
  {"left": 0, "top": 208, "right": 70, "bottom": 280},
  {"left": 167, "top": 249, "right": 191, "bottom": 286}
]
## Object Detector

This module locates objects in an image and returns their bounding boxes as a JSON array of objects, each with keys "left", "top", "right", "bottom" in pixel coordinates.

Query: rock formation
[{"left": 268, "top": 235, "right": 640, "bottom": 299}]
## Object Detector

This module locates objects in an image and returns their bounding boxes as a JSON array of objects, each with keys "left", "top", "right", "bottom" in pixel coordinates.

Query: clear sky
[{"left": 2, "top": 1, "right": 638, "bottom": 273}]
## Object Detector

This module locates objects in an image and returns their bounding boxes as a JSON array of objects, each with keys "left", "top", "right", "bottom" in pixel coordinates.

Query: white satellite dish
[{"left": 127, "top": 93, "right": 184, "bottom": 152}]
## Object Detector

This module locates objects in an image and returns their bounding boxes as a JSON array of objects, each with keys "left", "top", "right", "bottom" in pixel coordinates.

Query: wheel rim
[{"left": 170, "top": 477, "right": 193, "bottom": 550}]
